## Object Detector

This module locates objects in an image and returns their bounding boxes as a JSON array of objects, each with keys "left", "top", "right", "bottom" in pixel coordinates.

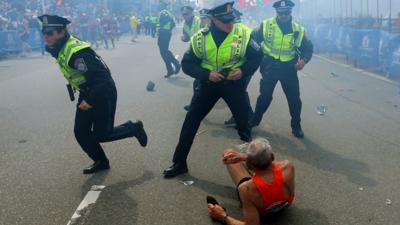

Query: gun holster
[{"left": 66, "top": 84, "right": 75, "bottom": 101}]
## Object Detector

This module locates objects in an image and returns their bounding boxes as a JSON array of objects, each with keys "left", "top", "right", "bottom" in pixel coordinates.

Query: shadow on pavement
[
  {"left": 264, "top": 206, "right": 330, "bottom": 225},
  {"left": 179, "top": 174, "right": 237, "bottom": 200},
  {"left": 254, "top": 129, "right": 377, "bottom": 187},
  {"left": 166, "top": 76, "right": 191, "bottom": 88},
  {"left": 79, "top": 171, "right": 154, "bottom": 225}
]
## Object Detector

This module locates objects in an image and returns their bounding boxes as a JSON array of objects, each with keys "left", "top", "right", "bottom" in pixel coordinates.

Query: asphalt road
[{"left": 0, "top": 33, "right": 399, "bottom": 225}]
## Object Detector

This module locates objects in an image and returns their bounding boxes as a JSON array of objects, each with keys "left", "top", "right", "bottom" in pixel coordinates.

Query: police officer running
[
  {"left": 250, "top": 0, "right": 313, "bottom": 138},
  {"left": 163, "top": 2, "right": 263, "bottom": 178},
  {"left": 39, "top": 15, "right": 148, "bottom": 174},
  {"left": 158, "top": 0, "right": 181, "bottom": 78}
]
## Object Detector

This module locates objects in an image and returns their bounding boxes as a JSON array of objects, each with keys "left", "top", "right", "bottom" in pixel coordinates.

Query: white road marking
[
  {"left": 67, "top": 185, "right": 106, "bottom": 225},
  {"left": 314, "top": 55, "right": 400, "bottom": 86}
]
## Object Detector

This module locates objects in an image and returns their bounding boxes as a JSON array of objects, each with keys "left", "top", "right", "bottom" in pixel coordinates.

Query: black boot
[
  {"left": 83, "top": 160, "right": 110, "bottom": 174},
  {"left": 184, "top": 105, "right": 191, "bottom": 111},
  {"left": 163, "top": 162, "right": 188, "bottom": 178},
  {"left": 127, "top": 120, "right": 148, "bottom": 147},
  {"left": 164, "top": 71, "right": 174, "bottom": 78},
  {"left": 292, "top": 126, "right": 304, "bottom": 138},
  {"left": 224, "top": 116, "right": 236, "bottom": 127},
  {"left": 174, "top": 63, "right": 181, "bottom": 74}
]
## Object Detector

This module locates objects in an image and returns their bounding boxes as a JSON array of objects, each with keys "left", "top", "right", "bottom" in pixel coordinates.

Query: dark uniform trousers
[
  {"left": 252, "top": 62, "right": 302, "bottom": 129},
  {"left": 157, "top": 29, "right": 180, "bottom": 74},
  {"left": 74, "top": 84, "right": 141, "bottom": 162},
  {"left": 173, "top": 80, "right": 252, "bottom": 163}
]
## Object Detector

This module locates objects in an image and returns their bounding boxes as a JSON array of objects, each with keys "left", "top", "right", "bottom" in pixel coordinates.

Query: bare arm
[{"left": 279, "top": 160, "right": 295, "bottom": 196}]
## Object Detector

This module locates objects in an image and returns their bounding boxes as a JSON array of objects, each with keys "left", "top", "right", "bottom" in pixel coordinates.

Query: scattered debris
[
  {"left": 394, "top": 105, "right": 398, "bottom": 108},
  {"left": 18, "top": 140, "right": 27, "bottom": 143},
  {"left": 181, "top": 180, "right": 194, "bottom": 186},
  {"left": 316, "top": 104, "right": 327, "bottom": 116},
  {"left": 146, "top": 81, "right": 155, "bottom": 92},
  {"left": 385, "top": 199, "right": 392, "bottom": 205},
  {"left": 196, "top": 129, "right": 207, "bottom": 136},
  {"left": 330, "top": 71, "right": 339, "bottom": 77},
  {"left": 91, "top": 185, "right": 106, "bottom": 191},
  {"left": 347, "top": 88, "right": 355, "bottom": 92},
  {"left": 359, "top": 187, "right": 364, "bottom": 191}
]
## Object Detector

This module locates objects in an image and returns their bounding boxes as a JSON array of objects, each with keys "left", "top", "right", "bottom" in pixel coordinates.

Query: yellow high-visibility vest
[
  {"left": 261, "top": 18, "right": 305, "bottom": 62},
  {"left": 56, "top": 35, "right": 90, "bottom": 91},
  {"left": 191, "top": 23, "right": 252, "bottom": 72}
]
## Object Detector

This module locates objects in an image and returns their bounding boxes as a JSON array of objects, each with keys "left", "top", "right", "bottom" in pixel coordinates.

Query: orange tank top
[{"left": 252, "top": 164, "right": 294, "bottom": 215}]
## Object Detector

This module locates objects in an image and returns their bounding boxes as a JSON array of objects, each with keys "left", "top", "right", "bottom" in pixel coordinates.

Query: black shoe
[
  {"left": 206, "top": 195, "right": 226, "bottom": 211},
  {"left": 83, "top": 160, "right": 110, "bottom": 174},
  {"left": 163, "top": 162, "right": 188, "bottom": 178},
  {"left": 206, "top": 195, "right": 220, "bottom": 205},
  {"left": 164, "top": 72, "right": 174, "bottom": 78},
  {"left": 224, "top": 116, "right": 236, "bottom": 126},
  {"left": 134, "top": 120, "right": 148, "bottom": 147},
  {"left": 292, "top": 127, "right": 304, "bottom": 138},
  {"left": 174, "top": 63, "right": 181, "bottom": 74},
  {"left": 184, "top": 105, "right": 191, "bottom": 111}
]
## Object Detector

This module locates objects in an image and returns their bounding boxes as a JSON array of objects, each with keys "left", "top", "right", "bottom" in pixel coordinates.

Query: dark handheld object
[
  {"left": 219, "top": 68, "right": 231, "bottom": 78},
  {"left": 66, "top": 84, "right": 75, "bottom": 101},
  {"left": 146, "top": 81, "right": 155, "bottom": 92}
]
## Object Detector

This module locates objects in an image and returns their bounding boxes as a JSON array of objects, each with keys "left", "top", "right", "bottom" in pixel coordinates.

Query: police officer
[
  {"left": 163, "top": 2, "right": 263, "bottom": 178},
  {"left": 181, "top": 6, "right": 204, "bottom": 111},
  {"left": 250, "top": 0, "right": 313, "bottom": 138},
  {"left": 223, "top": 8, "right": 254, "bottom": 126},
  {"left": 199, "top": 9, "right": 211, "bottom": 28},
  {"left": 158, "top": 0, "right": 181, "bottom": 78},
  {"left": 39, "top": 15, "right": 148, "bottom": 174},
  {"left": 181, "top": 6, "right": 201, "bottom": 42}
]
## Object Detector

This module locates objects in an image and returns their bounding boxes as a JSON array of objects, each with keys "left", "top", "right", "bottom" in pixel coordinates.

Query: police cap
[
  {"left": 273, "top": 0, "right": 295, "bottom": 13},
  {"left": 38, "top": 14, "right": 70, "bottom": 33},
  {"left": 208, "top": 2, "right": 235, "bottom": 23},
  {"left": 181, "top": 6, "right": 194, "bottom": 14},
  {"left": 199, "top": 8, "right": 210, "bottom": 18},
  {"left": 233, "top": 8, "right": 242, "bottom": 19}
]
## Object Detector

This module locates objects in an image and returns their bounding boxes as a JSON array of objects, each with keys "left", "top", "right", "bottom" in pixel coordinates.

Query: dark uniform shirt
[
  {"left": 181, "top": 24, "right": 263, "bottom": 82},
  {"left": 46, "top": 34, "right": 115, "bottom": 105},
  {"left": 252, "top": 18, "right": 313, "bottom": 72}
]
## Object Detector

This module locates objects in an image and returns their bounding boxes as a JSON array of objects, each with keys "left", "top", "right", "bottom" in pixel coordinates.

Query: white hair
[{"left": 246, "top": 138, "right": 273, "bottom": 169}]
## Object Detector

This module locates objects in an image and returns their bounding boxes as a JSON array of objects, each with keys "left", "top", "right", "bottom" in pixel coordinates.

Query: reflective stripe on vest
[
  {"left": 56, "top": 35, "right": 90, "bottom": 91},
  {"left": 191, "top": 23, "right": 251, "bottom": 72},
  {"left": 261, "top": 18, "right": 305, "bottom": 62},
  {"left": 158, "top": 9, "right": 173, "bottom": 30},
  {"left": 183, "top": 16, "right": 201, "bottom": 38}
]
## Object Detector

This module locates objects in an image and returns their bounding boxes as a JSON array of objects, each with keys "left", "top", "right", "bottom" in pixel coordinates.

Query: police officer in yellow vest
[
  {"left": 181, "top": 6, "right": 201, "bottom": 42},
  {"left": 158, "top": 0, "right": 181, "bottom": 78},
  {"left": 250, "top": 0, "right": 313, "bottom": 138},
  {"left": 181, "top": 6, "right": 204, "bottom": 111},
  {"left": 163, "top": 2, "right": 263, "bottom": 178},
  {"left": 39, "top": 15, "right": 148, "bottom": 174}
]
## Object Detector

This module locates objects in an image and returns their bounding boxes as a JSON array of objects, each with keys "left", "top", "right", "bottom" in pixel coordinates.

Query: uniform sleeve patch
[
  {"left": 74, "top": 58, "right": 88, "bottom": 73},
  {"left": 249, "top": 39, "right": 261, "bottom": 51}
]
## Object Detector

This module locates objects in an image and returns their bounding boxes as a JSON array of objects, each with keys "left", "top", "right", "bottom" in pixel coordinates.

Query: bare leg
[{"left": 226, "top": 162, "right": 252, "bottom": 187}]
